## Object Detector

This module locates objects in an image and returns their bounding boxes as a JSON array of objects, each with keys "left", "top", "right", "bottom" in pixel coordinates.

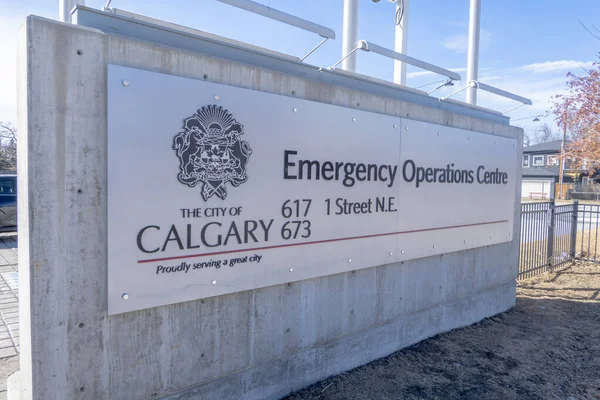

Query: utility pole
[
  {"left": 465, "top": 0, "right": 481, "bottom": 105},
  {"left": 558, "top": 102, "right": 568, "bottom": 199}
]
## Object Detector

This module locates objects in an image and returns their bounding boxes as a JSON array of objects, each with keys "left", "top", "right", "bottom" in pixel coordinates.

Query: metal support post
[
  {"left": 465, "top": 0, "right": 481, "bottom": 105},
  {"left": 59, "top": 0, "right": 84, "bottom": 23},
  {"left": 393, "top": 0, "right": 409, "bottom": 85},
  {"left": 341, "top": 0, "right": 358, "bottom": 72},
  {"left": 547, "top": 199, "right": 555, "bottom": 268},
  {"left": 570, "top": 200, "right": 579, "bottom": 258}
]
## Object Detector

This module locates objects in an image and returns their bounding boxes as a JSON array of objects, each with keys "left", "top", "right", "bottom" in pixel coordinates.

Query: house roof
[
  {"left": 524, "top": 140, "right": 568, "bottom": 154},
  {"left": 522, "top": 165, "right": 560, "bottom": 178}
]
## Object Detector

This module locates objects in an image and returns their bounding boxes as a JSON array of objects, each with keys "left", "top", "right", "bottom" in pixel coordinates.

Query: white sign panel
[{"left": 107, "top": 65, "right": 517, "bottom": 314}]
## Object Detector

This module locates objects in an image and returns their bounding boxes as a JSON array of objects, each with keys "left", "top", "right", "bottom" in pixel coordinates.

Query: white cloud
[
  {"left": 443, "top": 35, "right": 468, "bottom": 54},
  {"left": 406, "top": 67, "right": 467, "bottom": 79},
  {"left": 473, "top": 73, "right": 570, "bottom": 131},
  {"left": 443, "top": 29, "right": 491, "bottom": 54},
  {"left": 406, "top": 70, "right": 437, "bottom": 79},
  {"left": 520, "top": 60, "right": 594, "bottom": 74}
]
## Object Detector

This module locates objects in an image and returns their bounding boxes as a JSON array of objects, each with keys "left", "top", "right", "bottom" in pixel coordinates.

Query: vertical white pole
[
  {"left": 466, "top": 0, "right": 481, "bottom": 105},
  {"left": 393, "top": 0, "right": 409, "bottom": 85},
  {"left": 59, "top": 0, "right": 84, "bottom": 23},
  {"left": 341, "top": 0, "right": 358, "bottom": 72}
]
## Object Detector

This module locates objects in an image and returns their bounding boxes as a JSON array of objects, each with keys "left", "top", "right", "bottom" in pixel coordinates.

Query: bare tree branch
[
  {"left": 0, "top": 123, "right": 17, "bottom": 142},
  {"left": 0, "top": 123, "right": 17, "bottom": 171},
  {"left": 524, "top": 123, "right": 559, "bottom": 147},
  {"left": 576, "top": 61, "right": 592, "bottom": 76},
  {"left": 579, "top": 20, "right": 600, "bottom": 40}
]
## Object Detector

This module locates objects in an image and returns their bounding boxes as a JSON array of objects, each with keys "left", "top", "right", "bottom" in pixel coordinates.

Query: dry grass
[
  {"left": 576, "top": 230, "right": 600, "bottom": 260},
  {"left": 285, "top": 262, "right": 600, "bottom": 400}
]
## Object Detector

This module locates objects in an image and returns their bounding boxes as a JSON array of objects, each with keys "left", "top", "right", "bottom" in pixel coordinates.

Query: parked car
[{"left": 0, "top": 175, "right": 16, "bottom": 232}]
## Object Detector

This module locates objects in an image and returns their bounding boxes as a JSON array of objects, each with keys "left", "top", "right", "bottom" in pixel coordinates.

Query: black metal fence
[
  {"left": 519, "top": 201, "right": 600, "bottom": 279},
  {"left": 577, "top": 204, "right": 600, "bottom": 262}
]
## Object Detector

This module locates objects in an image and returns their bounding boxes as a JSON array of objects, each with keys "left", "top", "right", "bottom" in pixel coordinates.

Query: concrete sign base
[{"left": 12, "top": 15, "right": 522, "bottom": 400}]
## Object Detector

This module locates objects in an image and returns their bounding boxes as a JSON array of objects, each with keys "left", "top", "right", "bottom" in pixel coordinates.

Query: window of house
[
  {"left": 547, "top": 155, "right": 558, "bottom": 166},
  {"left": 532, "top": 156, "right": 544, "bottom": 166},
  {"left": 522, "top": 155, "right": 529, "bottom": 167}
]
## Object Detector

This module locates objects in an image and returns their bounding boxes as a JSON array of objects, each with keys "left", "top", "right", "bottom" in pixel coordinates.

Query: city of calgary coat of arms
[{"left": 173, "top": 105, "right": 252, "bottom": 201}]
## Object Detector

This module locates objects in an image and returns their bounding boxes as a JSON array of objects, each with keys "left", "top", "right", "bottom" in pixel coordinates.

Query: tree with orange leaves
[{"left": 552, "top": 59, "right": 600, "bottom": 176}]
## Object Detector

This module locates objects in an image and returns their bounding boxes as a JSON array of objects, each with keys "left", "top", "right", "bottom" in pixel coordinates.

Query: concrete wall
[{"left": 13, "top": 16, "right": 523, "bottom": 400}]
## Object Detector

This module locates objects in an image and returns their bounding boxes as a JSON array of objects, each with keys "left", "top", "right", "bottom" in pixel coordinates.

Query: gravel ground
[{"left": 285, "top": 262, "right": 600, "bottom": 400}]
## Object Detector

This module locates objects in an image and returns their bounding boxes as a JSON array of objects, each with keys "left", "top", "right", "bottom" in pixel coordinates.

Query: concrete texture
[{"left": 14, "top": 16, "right": 523, "bottom": 400}]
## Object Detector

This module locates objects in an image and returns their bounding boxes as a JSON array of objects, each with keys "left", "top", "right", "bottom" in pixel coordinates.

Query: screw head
[
  {"left": 468, "top": 136, "right": 471, "bottom": 140},
  {"left": 348, "top": 258, "right": 352, "bottom": 263},
  {"left": 211, "top": 280, "right": 217, "bottom": 285},
  {"left": 437, "top": 132, "right": 440, "bottom": 135},
  {"left": 122, "top": 80, "right": 129, "bottom": 87},
  {"left": 433, "top": 245, "right": 437, "bottom": 249},
  {"left": 293, "top": 108, "right": 297, "bottom": 113},
  {"left": 490, "top": 236, "right": 493, "bottom": 239},
  {"left": 464, "top": 240, "right": 468, "bottom": 244},
  {"left": 289, "top": 267, "right": 294, "bottom": 272},
  {"left": 389, "top": 252, "right": 393, "bottom": 255},
  {"left": 401, "top": 250, "right": 405, "bottom": 254},
  {"left": 122, "top": 293, "right": 129, "bottom": 300},
  {"left": 405, "top": 126, "right": 409, "bottom": 130},
  {"left": 214, "top": 95, "right": 220, "bottom": 100},
  {"left": 352, "top": 117, "right": 356, "bottom": 122},
  {"left": 393, "top": 124, "right": 398, "bottom": 129}
]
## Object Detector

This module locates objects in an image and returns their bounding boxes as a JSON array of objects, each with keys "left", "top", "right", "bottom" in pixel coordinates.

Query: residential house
[{"left": 521, "top": 139, "right": 585, "bottom": 199}]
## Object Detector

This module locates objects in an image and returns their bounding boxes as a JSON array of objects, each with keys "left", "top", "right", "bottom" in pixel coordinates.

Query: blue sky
[{"left": 1, "top": 0, "right": 599, "bottom": 132}]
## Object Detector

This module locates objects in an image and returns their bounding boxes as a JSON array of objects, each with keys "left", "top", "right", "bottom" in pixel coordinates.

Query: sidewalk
[{"left": 0, "top": 234, "right": 19, "bottom": 400}]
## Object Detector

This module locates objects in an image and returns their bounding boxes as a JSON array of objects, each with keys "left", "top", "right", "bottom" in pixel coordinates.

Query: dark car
[{"left": 0, "top": 175, "right": 16, "bottom": 232}]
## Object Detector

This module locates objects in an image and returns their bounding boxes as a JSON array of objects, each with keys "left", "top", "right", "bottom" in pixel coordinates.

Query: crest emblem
[{"left": 173, "top": 105, "right": 252, "bottom": 200}]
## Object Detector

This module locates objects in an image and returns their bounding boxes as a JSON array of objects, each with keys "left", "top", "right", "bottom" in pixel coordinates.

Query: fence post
[
  {"left": 547, "top": 199, "right": 555, "bottom": 269},
  {"left": 570, "top": 200, "right": 579, "bottom": 259}
]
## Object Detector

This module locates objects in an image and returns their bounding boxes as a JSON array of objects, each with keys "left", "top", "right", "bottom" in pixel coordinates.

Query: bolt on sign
[{"left": 107, "top": 65, "right": 517, "bottom": 314}]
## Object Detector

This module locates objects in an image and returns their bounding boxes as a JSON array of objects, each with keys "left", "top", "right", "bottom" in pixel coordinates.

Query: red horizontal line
[{"left": 137, "top": 220, "right": 508, "bottom": 264}]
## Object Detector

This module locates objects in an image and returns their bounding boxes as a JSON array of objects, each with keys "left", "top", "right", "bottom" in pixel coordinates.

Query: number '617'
[{"left": 281, "top": 199, "right": 312, "bottom": 218}]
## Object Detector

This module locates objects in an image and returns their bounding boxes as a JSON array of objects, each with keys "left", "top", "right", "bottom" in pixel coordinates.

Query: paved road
[{"left": 0, "top": 234, "right": 18, "bottom": 400}]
